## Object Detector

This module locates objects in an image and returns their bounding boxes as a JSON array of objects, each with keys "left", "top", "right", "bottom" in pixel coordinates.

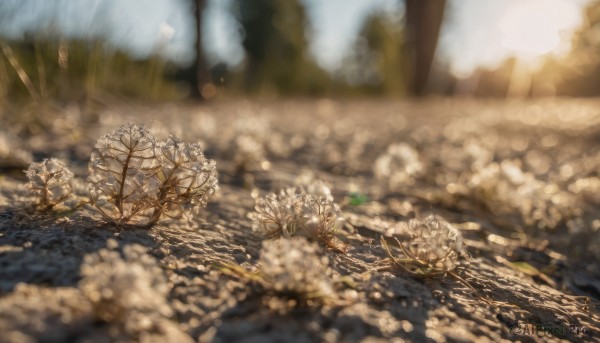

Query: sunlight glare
[{"left": 499, "top": 0, "right": 582, "bottom": 59}]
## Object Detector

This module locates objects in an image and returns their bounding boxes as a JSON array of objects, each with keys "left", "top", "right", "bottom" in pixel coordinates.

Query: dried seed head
[
  {"left": 294, "top": 175, "right": 334, "bottom": 201},
  {"left": 88, "top": 123, "right": 219, "bottom": 226},
  {"left": 250, "top": 186, "right": 345, "bottom": 250},
  {"left": 374, "top": 143, "right": 423, "bottom": 187},
  {"left": 154, "top": 136, "right": 219, "bottom": 219},
  {"left": 0, "top": 132, "right": 33, "bottom": 169},
  {"left": 234, "top": 134, "right": 268, "bottom": 172},
  {"left": 79, "top": 243, "right": 172, "bottom": 334},
  {"left": 294, "top": 193, "right": 343, "bottom": 242},
  {"left": 88, "top": 123, "right": 160, "bottom": 225},
  {"left": 25, "top": 158, "right": 73, "bottom": 210},
  {"left": 259, "top": 237, "right": 332, "bottom": 299},
  {"left": 251, "top": 188, "right": 301, "bottom": 238},
  {"left": 469, "top": 160, "right": 579, "bottom": 229},
  {"left": 406, "top": 215, "right": 464, "bottom": 271},
  {"left": 569, "top": 177, "right": 600, "bottom": 204},
  {"left": 383, "top": 215, "right": 465, "bottom": 276}
]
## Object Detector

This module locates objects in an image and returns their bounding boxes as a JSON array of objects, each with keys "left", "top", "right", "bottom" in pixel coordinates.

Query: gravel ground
[{"left": 1, "top": 98, "right": 599, "bottom": 342}]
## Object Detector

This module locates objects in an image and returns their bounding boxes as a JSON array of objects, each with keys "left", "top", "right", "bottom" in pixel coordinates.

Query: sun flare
[{"left": 499, "top": 0, "right": 582, "bottom": 59}]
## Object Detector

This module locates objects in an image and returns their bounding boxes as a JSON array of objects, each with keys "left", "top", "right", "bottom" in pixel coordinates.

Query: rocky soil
[{"left": 1, "top": 98, "right": 599, "bottom": 342}]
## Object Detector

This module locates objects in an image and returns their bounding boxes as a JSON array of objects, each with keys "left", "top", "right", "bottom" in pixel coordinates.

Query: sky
[
  {"left": 0, "top": 0, "right": 591, "bottom": 78},
  {"left": 0, "top": 0, "right": 195, "bottom": 62},
  {"left": 441, "top": 0, "right": 589, "bottom": 77}
]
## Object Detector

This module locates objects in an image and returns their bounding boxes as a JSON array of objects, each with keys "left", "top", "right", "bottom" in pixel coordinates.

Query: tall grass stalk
[{"left": 0, "top": 42, "right": 40, "bottom": 101}]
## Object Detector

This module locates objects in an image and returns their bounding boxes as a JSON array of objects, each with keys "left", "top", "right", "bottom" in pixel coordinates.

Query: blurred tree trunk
[
  {"left": 192, "top": 0, "right": 212, "bottom": 99},
  {"left": 405, "top": 0, "right": 446, "bottom": 96}
]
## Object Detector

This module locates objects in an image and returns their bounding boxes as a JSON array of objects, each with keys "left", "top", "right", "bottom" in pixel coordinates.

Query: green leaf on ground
[{"left": 349, "top": 192, "right": 369, "bottom": 206}]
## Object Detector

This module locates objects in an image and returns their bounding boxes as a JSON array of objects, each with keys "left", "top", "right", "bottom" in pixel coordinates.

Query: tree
[
  {"left": 341, "top": 0, "right": 447, "bottom": 97},
  {"left": 232, "top": 0, "right": 330, "bottom": 95},
  {"left": 191, "top": 0, "right": 213, "bottom": 99},
  {"left": 356, "top": 12, "right": 409, "bottom": 95},
  {"left": 552, "top": 0, "right": 600, "bottom": 96},
  {"left": 404, "top": 0, "right": 447, "bottom": 96}
]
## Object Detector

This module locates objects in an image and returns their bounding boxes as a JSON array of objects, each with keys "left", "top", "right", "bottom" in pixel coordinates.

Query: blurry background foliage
[
  {"left": 1, "top": 0, "right": 600, "bottom": 109},
  {"left": 339, "top": 12, "right": 408, "bottom": 96},
  {"left": 0, "top": 37, "right": 181, "bottom": 104},
  {"left": 0, "top": 0, "right": 444, "bottom": 108},
  {"left": 231, "top": 0, "right": 332, "bottom": 96}
]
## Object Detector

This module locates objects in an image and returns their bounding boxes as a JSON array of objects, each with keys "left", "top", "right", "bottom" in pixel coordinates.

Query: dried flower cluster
[
  {"left": 251, "top": 187, "right": 299, "bottom": 239},
  {"left": 88, "top": 123, "right": 218, "bottom": 226},
  {"left": 313, "top": 127, "right": 374, "bottom": 175},
  {"left": 154, "top": 136, "right": 219, "bottom": 220},
  {"left": 0, "top": 132, "right": 33, "bottom": 169},
  {"left": 233, "top": 134, "right": 269, "bottom": 172},
  {"left": 0, "top": 283, "right": 92, "bottom": 342},
  {"left": 374, "top": 143, "right": 424, "bottom": 188},
  {"left": 25, "top": 158, "right": 74, "bottom": 210},
  {"left": 382, "top": 215, "right": 464, "bottom": 277},
  {"left": 294, "top": 174, "right": 334, "bottom": 201},
  {"left": 427, "top": 140, "right": 493, "bottom": 187},
  {"left": 88, "top": 123, "right": 161, "bottom": 224},
  {"left": 79, "top": 242, "right": 173, "bottom": 336},
  {"left": 215, "top": 115, "right": 279, "bottom": 172},
  {"left": 259, "top": 237, "right": 333, "bottom": 300},
  {"left": 569, "top": 177, "right": 600, "bottom": 205},
  {"left": 250, "top": 185, "right": 346, "bottom": 251},
  {"left": 468, "top": 160, "right": 579, "bottom": 229}
]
